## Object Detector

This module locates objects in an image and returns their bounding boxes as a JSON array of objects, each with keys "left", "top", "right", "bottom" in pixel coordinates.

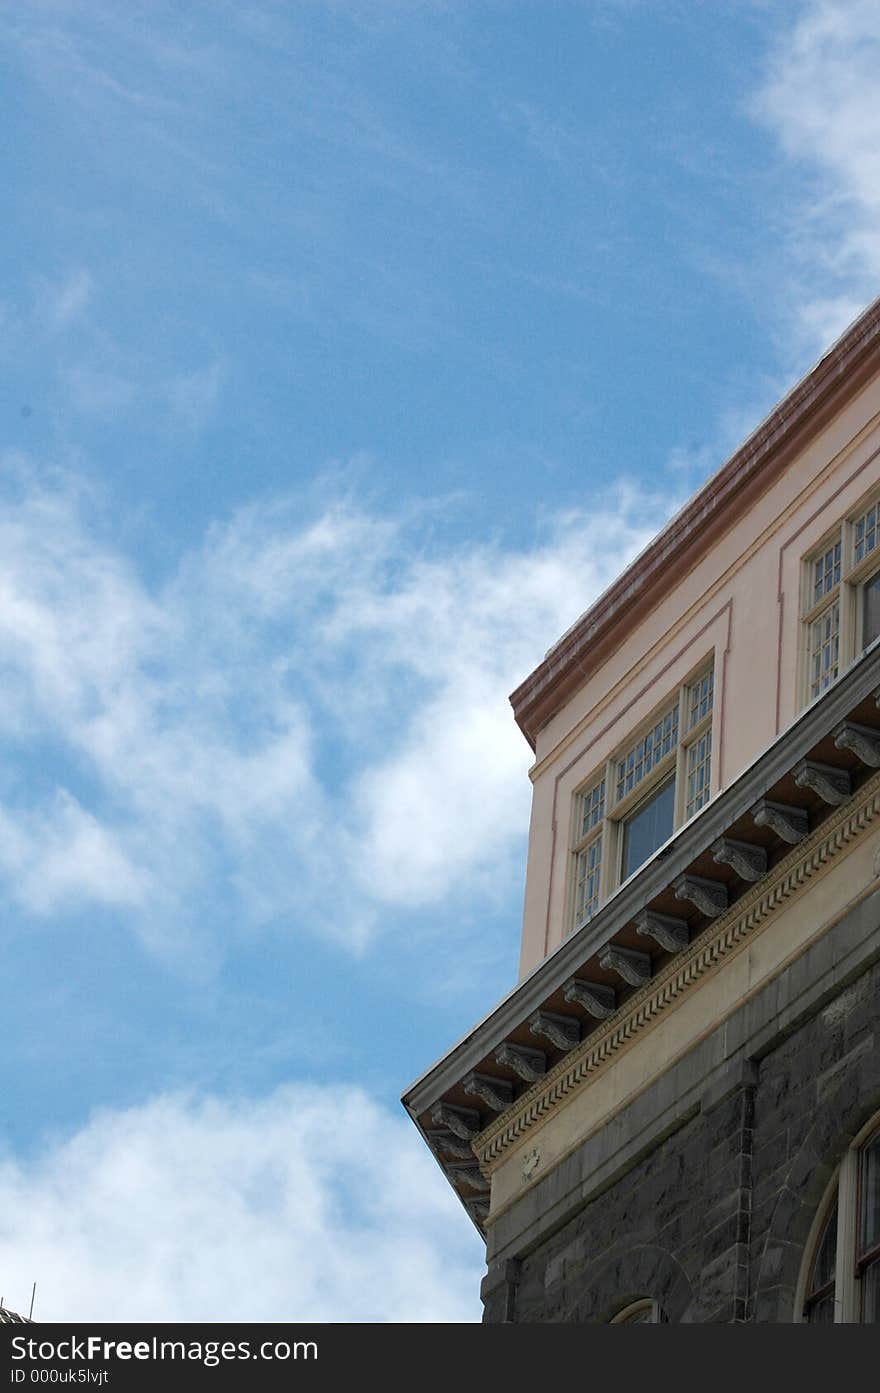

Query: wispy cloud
[
  {"left": 751, "top": 0, "right": 880, "bottom": 357},
  {"left": 0, "top": 1084, "right": 482, "bottom": 1322},
  {"left": 0, "top": 792, "right": 146, "bottom": 914},
  {"left": 0, "top": 466, "right": 667, "bottom": 958}
]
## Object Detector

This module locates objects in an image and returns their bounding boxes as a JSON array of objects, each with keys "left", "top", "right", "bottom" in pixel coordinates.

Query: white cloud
[
  {"left": 347, "top": 501, "right": 660, "bottom": 906},
  {"left": 0, "top": 792, "right": 145, "bottom": 913},
  {"left": 0, "top": 1085, "right": 483, "bottom": 1322},
  {"left": 0, "top": 467, "right": 666, "bottom": 954},
  {"left": 752, "top": 0, "right": 880, "bottom": 357}
]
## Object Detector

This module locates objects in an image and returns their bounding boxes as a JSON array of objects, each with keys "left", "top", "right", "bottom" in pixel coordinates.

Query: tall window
[
  {"left": 803, "top": 492, "right": 880, "bottom": 705},
  {"left": 803, "top": 1204, "right": 837, "bottom": 1323},
  {"left": 572, "top": 778, "right": 605, "bottom": 925},
  {"left": 799, "top": 1120, "right": 880, "bottom": 1323},
  {"left": 569, "top": 663, "right": 715, "bottom": 934}
]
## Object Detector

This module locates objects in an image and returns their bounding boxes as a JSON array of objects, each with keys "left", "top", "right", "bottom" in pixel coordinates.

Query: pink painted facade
[{"left": 514, "top": 306, "right": 880, "bottom": 979}]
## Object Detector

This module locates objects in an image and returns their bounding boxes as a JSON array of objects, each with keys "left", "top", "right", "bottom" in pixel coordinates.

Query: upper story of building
[
  {"left": 403, "top": 293, "right": 880, "bottom": 1247},
  {"left": 512, "top": 294, "right": 880, "bottom": 979}
]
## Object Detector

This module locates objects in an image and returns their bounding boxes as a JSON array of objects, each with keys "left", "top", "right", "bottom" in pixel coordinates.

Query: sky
[{"left": 0, "top": 0, "right": 879, "bottom": 1324}]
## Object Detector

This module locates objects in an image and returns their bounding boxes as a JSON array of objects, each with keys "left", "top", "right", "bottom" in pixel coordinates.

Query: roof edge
[
  {"left": 407, "top": 642, "right": 880, "bottom": 1119},
  {"left": 511, "top": 294, "right": 880, "bottom": 750}
]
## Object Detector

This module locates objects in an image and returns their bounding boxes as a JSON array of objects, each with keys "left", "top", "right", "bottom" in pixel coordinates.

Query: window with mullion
[
  {"left": 803, "top": 527, "right": 844, "bottom": 708},
  {"left": 687, "top": 668, "right": 714, "bottom": 730},
  {"left": 808, "top": 599, "right": 840, "bottom": 699},
  {"left": 858, "top": 1133, "right": 880, "bottom": 1322},
  {"left": 569, "top": 777, "right": 606, "bottom": 933},
  {"left": 804, "top": 1207, "right": 837, "bottom": 1323},
  {"left": 573, "top": 832, "right": 603, "bottom": 926},
  {"left": 813, "top": 540, "right": 841, "bottom": 605},
  {"left": 854, "top": 499, "right": 880, "bottom": 566},
  {"left": 801, "top": 502, "right": 880, "bottom": 709},
  {"left": 685, "top": 727, "right": 712, "bottom": 820},
  {"left": 569, "top": 664, "right": 714, "bottom": 935},
  {"left": 578, "top": 778, "right": 605, "bottom": 839},
  {"left": 615, "top": 705, "right": 679, "bottom": 802},
  {"left": 799, "top": 1122, "right": 880, "bottom": 1323}
]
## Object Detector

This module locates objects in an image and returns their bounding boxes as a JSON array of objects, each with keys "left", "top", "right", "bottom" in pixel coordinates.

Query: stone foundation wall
[{"left": 481, "top": 892, "right": 880, "bottom": 1323}]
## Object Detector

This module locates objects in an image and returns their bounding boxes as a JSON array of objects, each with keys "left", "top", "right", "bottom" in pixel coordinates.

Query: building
[
  {"left": 403, "top": 294, "right": 880, "bottom": 1323},
  {"left": 0, "top": 1306, "right": 33, "bottom": 1325}
]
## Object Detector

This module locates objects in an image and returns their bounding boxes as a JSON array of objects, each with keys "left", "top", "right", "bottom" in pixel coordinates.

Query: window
[
  {"left": 685, "top": 727, "right": 712, "bottom": 821},
  {"left": 854, "top": 499, "right": 879, "bottom": 565},
  {"left": 572, "top": 777, "right": 605, "bottom": 925},
  {"left": 807, "top": 601, "right": 840, "bottom": 700},
  {"left": 802, "top": 492, "right": 880, "bottom": 705},
  {"left": 803, "top": 1204, "right": 837, "bottom": 1323},
  {"left": 569, "top": 663, "right": 714, "bottom": 934},
  {"left": 862, "top": 571, "right": 880, "bottom": 650},
  {"left": 615, "top": 705, "right": 679, "bottom": 801},
  {"left": 798, "top": 1119, "right": 880, "bottom": 1323},
  {"left": 621, "top": 776, "right": 675, "bottom": 882}
]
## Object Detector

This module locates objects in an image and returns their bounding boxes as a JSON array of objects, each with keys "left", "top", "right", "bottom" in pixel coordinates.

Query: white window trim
[
  {"left": 801, "top": 490, "right": 880, "bottom": 709},
  {"left": 795, "top": 1114, "right": 880, "bottom": 1323},
  {"left": 567, "top": 660, "right": 715, "bottom": 937},
  {"left": 610, "top": 1298, "right": 662, "bottom": 1324}
]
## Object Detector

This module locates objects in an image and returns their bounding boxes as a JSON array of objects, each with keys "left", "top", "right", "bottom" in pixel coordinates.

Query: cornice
[
  {"left": 404, "top": 645, "right": 880, "bottom": 1118},
  {"left": 475, "top": 765, "right": 880, "bottom": 1172},
  {"left": 511, "top": 295, "right": 880, "bottom": 750},
  {"left": 402, "top": 647, "right": 880, "bottom": 1238}
]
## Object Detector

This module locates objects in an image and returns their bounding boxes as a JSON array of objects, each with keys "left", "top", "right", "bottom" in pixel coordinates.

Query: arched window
[
  {"left": 610, "top": 1298, "right": 661, "bottom": 1324},
  {"left": 798, "top": 1118, "right": 880, "bottom": 1322}
]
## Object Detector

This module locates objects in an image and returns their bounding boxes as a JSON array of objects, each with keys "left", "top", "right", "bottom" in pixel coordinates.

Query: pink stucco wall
[{"left": 518, "top": 373, "right": 880, "bottom": 979}]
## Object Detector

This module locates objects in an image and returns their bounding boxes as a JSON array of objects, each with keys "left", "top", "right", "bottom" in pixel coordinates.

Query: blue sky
[{"left": 0, "top": 0, "right": 879, "bottom": 1322}]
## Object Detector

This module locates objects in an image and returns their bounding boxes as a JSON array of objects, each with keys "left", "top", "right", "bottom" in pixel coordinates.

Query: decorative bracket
[
  {"left": 711, "top": 837, "right": 768, "bottom": 882},
  {"left": 527, "top": 1009, "right": 580, "bottom": 1051},
  {"left": 462, "top": 1072, "right": 515, "bottom": 1113},
  {"left": 562, "top": 977, "right": 616, "bottom": 1019},
  {"left": 833, "top": 720, "right": 880, "bottom": 767},
  {"left": 447, "top": 1162, "right": 490, "bottom": 1194},
  {"left": 464, "top": 1197, "right": 490, "bottom": 1224},
  {"left": 430, "top": 1103, "right": 481, "bottom": 1141},
  {"left": 597, "top": 944, "right": 651, "bottom": 987},
  {"left": 673, "top": 873, "right": 729, "bottom": 917},
  {"left": 751, "top": 798, "right": 809, "bottom": 843},
  {"left": 494, "top": 1041, "right": 547, "bottom": 1083},
  {"left": 426, "top": 1129, "right": 474, "bottom": 1160},
  {"left": 633, "top": 909, "right": 689, "bottom": 952},
  {"left": 793, "top": 758, "right": 852, "bottom": 805}
]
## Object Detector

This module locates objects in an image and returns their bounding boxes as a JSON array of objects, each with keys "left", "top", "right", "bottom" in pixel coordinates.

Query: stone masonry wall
[{"left": 481, "top": 895, "right": 880, "bottom": 1323}]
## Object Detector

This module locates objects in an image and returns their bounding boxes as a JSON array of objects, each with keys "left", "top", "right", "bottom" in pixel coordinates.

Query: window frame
[
  {"left": 802, "top": 1191, "right": 838, "bottom": 1323},
  {"left": 801, "top": 491, "right": 880, "bottom": 708},
  {"left": 567, "top": 660, "right": 715, "bottom": 937},
  {"left": 617, "top": 771, "right": 677, "bottom": 887},
  {"left": 796, "top": 1115, "right": 880, "bottom": 1323},
  {"left": 570, "top": 778, "right": 605, "bottom": 929}
]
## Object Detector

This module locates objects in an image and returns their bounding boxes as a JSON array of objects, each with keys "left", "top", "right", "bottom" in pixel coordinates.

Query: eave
[
  {"left": 510, "top": 294, "right": 880, "bottom": 751},
  {"left": 403, "top": 645, "right": 880, "bottom": 1235}
]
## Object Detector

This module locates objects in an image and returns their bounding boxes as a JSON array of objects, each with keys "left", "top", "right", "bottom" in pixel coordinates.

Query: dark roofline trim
[{"left": 510, "top": 294, "right": 880, "bottom": 750}]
